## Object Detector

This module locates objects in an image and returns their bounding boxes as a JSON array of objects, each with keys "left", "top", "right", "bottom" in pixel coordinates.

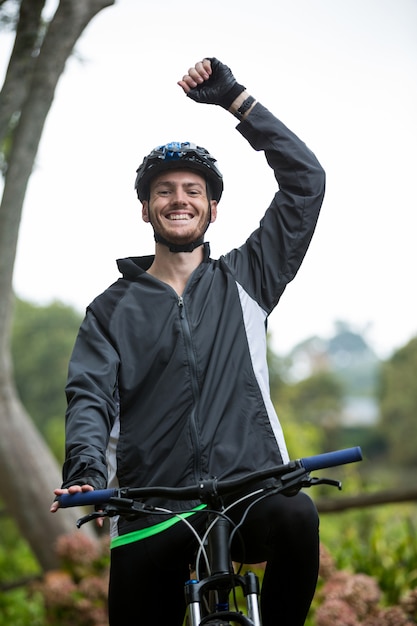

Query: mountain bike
[{"left": 58, "top": 446, "right": 362, "bottom": 625}]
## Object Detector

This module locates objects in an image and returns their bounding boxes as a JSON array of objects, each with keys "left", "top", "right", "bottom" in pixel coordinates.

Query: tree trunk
[
  {"left": 0, "top": 0, "right": 115, "bottom": 572},
  {"left": 0, "top": 0, "right": 44, "bottom": 147},
  {"left": 0, "top": 355, "right": 95, "bottom": 571}
]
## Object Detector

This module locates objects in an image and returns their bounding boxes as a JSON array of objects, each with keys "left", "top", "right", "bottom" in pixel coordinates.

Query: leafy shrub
[
  {"left": 34, "top": 533, "right": 110, "bottom": 626},
  {"left": 321, "top": 508, "right": 417, "bottom": 605},
  {"left": 313, "top": 544, "right": 417, "bottom": 625},
  {"left": 0, "top": 587, "right": 44, "bottom": 626}
]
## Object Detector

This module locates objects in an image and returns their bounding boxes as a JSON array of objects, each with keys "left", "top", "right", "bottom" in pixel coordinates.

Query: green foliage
[
  {"left": 278, "top": 371, "right": 346, "bottom": 452},
  {"left": 279, "top": 416, "right": 324, "bottom": 460},
  {"left": 0, "top": 511, "right": 40, "bottom": 585},
  {"left": 320, "top": 506, "right": 417, "bottom": 606},
  {"left": 378, "top": 337, "right": 417, "bottom": 468},
  {"left": 286, "top": 371, "right": 344, "bottom": 427},
  {"left": 0, "top": 588, "right": 45, "bottom": 626},
  {"left": 0, "top": 298, "right": 83, "bottom": 624},
  {"left": 43, "top": 416, "right": 68, "bottom": 463},
  {"left": 266, "top": 337, "right": 291, "bottom": 404},
  {"left": 0, "top": 531, "right": 110, "bottom": 626},
  {"left": 338, "top": 425, "right": 388, "bottom": 461},
  {"left": 0, "top": 509, "right": 45, "bottom": 626},
  {"left": 11, "top": 298, "right": 82, "bottom": 452}
]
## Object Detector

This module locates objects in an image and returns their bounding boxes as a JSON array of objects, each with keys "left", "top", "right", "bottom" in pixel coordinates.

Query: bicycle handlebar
[{"left": 57, "top": 447, "right": 362, "bottom": 509}]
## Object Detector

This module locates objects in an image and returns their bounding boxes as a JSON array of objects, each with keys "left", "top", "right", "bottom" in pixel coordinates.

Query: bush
[
  {"left": 2, "top": 508, "right": 417, "bottom": 624},
  {"left": 312, "top": 544, "right": 417, "bottom": 625},
  {"left": 0, "top": 588, "right": 45, "bottom": 626},
  {"left": 321, "top": 507, "right": 417, "bottom": 605},
  {"left": 33, "top": 533, "right": 110, "bottom": 626}
]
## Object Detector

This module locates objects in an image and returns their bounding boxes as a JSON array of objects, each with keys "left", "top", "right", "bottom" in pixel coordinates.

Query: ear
[
  {"left": 142, "top": 201, "right": 150, "bottom": 223},
  {"left": 210, "top": 200, "right": 218, "bottom": 223}
]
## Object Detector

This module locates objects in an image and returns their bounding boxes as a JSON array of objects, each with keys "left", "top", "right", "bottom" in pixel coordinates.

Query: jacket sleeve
[
  {"left": 61, "top": 310, "right": 120, "bottom": 489},
  {"left": 223, "top": 103, "right": 326, "bottom": 313}
]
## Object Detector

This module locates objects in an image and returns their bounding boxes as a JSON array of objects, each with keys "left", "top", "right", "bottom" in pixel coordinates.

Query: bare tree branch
[{"left": 316, "top": 487, "right": 417, "bottom": 513}]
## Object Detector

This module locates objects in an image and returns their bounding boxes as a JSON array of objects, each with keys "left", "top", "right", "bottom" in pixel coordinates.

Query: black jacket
[{"left": 62, "top": 103, "right": 325, "bottom": 535}]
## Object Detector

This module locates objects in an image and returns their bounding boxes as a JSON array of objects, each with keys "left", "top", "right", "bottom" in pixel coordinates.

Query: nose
[{"left": 170, "top": 187, "right": 188, "bottom": 205}]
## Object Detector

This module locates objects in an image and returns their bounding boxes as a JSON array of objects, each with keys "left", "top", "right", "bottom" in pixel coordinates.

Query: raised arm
[
  {"left": 179, "top": 57, "right": 326, "bottom": 313},
  {"left": 178, "top": 57, "right": 257, "bottom": 122}
]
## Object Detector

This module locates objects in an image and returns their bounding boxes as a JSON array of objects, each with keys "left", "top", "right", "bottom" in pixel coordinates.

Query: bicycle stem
[{"left": 208, "top": 514, "right": 233, "bottom": 575}]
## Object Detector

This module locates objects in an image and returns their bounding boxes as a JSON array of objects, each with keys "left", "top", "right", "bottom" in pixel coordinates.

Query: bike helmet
[{"left": 134, "top": 141, "right": 223, "bottom": 202}]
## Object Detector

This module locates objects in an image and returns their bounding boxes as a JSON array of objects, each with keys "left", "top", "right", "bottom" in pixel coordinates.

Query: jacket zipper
[{"left": 178, "top": 295, "right": 202, "bottom": 480}]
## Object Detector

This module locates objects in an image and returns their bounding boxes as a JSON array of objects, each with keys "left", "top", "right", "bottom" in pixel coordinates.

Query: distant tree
[
  {"left": 287, "top": 321, "right": 380, "bottom": 397},
  {"left": 0, "top": 0, "right": 114, "bottom": 571},
  {"left": 328, "top": 321, "right": 380, "bottom": 397},
  {"left": 378, "top": 336, "right": 417, "bottom": 468},
  {"left": 11, "top": 299, "right": 82, "bottom": 431},
  {"left": 285, "top": 371, "right": 345, "bottom": 451},
  {"left": 11, "top": 299, "right": 82, "bottom": 461},
  {"left": 266, "top": 341, "right": 336, "bottom": 455},
  {"left": 267, "top": 335, "right": 290, "bottom": 400}
]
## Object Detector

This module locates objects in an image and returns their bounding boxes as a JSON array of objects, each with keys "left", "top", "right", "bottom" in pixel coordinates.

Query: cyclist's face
[{"left": 142, "top": 169, "right": 217, "bottom": 245}]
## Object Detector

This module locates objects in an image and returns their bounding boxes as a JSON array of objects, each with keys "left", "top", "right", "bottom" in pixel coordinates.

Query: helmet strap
[{"left": 154, "top": 232, "right": 205, "bottom": 253}]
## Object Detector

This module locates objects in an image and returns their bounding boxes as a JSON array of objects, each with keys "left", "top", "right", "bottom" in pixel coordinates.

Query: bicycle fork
[{"left": 184, "top": 516, "right": 262, "bottom": 626}]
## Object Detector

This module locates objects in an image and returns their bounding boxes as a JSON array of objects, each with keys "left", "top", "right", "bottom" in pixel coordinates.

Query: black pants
[{"left": 108, "top": 491, "right": 319, "bottom": 626}]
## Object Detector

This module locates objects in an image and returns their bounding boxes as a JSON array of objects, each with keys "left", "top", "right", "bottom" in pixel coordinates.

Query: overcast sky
[{"left": 2, "top": 0, "right": 417, "bottom": 357}]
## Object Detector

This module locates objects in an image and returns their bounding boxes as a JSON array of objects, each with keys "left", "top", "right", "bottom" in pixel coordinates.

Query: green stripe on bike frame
[{"left": 110, "top": 504, "right": 207, "bottom": 549}]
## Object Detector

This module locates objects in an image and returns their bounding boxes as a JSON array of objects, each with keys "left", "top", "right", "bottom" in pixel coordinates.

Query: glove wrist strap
[
  {"left": 234, "top": 95, "right": 256, "bottom": 120},
  {"left": 220, "top": 81, "right": 246, "bottom": 109}
]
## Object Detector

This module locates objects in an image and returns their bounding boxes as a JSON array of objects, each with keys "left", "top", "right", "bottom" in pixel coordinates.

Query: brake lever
[
  {"left": 279, "top": 472, "right": 342, "bottom": 497},
  {"left": 76, "top": 497, "right": 152, "bottom": 528},
  {"left": 308, "top": 476, "right": 342, "bottom": 490},
  {"left": 76, "top": 510, "right": 108, "bottom": 528}
]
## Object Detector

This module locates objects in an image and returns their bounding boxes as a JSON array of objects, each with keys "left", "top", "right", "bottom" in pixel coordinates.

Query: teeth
[{"left": 168, "top": 214, "right": 191, "bottom": 220}]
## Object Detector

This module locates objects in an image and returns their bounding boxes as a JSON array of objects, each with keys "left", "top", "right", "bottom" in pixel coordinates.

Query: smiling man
[
  {"left": 52, "top": 58, "right": 326, "bottom": 626},
  {"left": 137, "top": 149, "right": 220, "bottom": 294},
  {"left": 143, "top": 169, "right": 217, "bottom": 243}
]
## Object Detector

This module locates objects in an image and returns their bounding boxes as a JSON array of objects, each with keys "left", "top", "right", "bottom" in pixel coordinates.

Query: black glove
[{"left": 187, "top": 57, "right": 245, "bottom": 109}]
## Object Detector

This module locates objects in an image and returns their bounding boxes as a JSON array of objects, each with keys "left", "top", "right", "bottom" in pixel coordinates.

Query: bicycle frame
[{"left": 57, "top": 446, "right": 363, "bottom": 626}]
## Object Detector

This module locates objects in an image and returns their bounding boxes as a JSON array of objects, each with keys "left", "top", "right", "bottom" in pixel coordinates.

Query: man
[{"left": 51, "top": 58, "right": 326, "bottom": 626}]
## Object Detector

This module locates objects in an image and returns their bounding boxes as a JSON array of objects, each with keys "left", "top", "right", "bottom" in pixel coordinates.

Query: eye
[{"left": 187, "top": 187, "right": 204, "bottom": 196}]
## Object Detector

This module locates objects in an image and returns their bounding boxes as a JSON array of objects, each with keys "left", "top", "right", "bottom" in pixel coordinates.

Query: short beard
[{"left": 148, "top": 201, "right": 211, "bottom": 253}]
